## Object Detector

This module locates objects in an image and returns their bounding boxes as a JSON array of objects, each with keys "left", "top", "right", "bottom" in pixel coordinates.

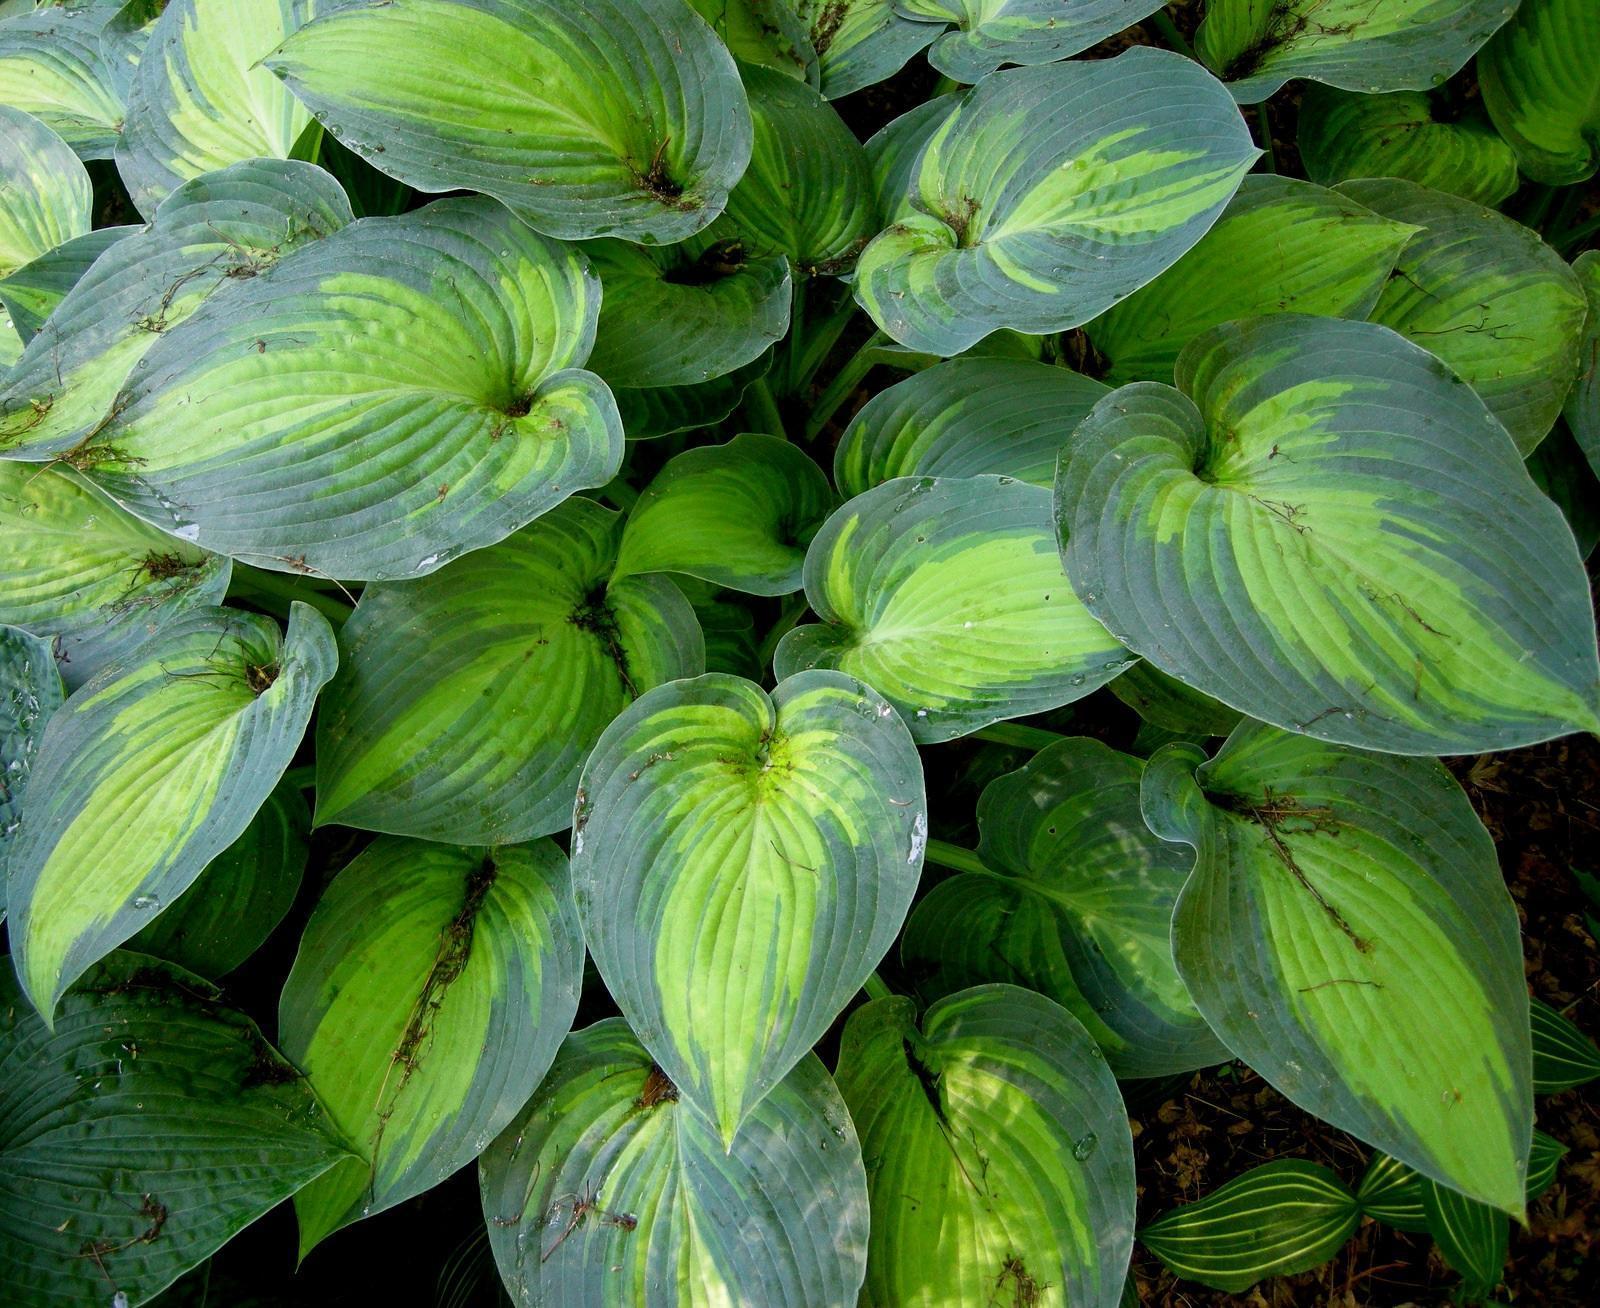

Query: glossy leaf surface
[{"left": 1480, "top": 0, "right": 1600, "bottom": 185}]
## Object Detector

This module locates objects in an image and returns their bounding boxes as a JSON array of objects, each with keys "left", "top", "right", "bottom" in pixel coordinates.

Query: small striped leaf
[
  {"left": 281, "top": 838, "right": 584, "bottom": 1254},
  {"left": 1297, "top": 86, "right": 1520, "bottom": 205},
  {"left": 1141, "top": 722, "right": 1533, "bottom": 1214},
  {"left": 835, "top": 985, "right": 1135, "bottom": 1308},
  {"left": 0, "top": 225, "right": 134, "bottom": 343},
  {"left": 614, "top": 433, "right": 837, "bottom": 596},
  {"left": 1530, "top": 998, "right": 1600, "bottom": 1092},
  {"left": 1057, "top": 313, "right": 1600, "bottom": 754},
  {"left": 1421, "top": 1176, "right": 1507, "bottom": 1293},
  {"left": 0, "top": 106, "right": 90, "bottom": 277},
  {"left": 897, "top": 0, "right": 1167, "bottom": 83},
  {"left": 1082, "top": 174, "right": 1418, "bottom": 386},
  {"left": 1345, "top": 177, "right": 1588, "bottom": 454},
  {"left": 1480, "top": 0, "right": 1600, "bottom": 185},
  {"left": 315, "top": 497, "right": 704, "bottom": 844},
  {"left": 7, "top": 603, "right": 337, "bottom": 1019},
  {"left": 1356, "top": 1150, "right": 1429, "bottom": 1232},
  {"left": 0, "top": 462, "right": 231, "bottom": 691},
  {"left": 835, "top": 357, "right": 1110, "bottom": 498},
  {"left": 855, "top": 50, "right": 1257, "bottom": 356},
  {"left": 1139, "top": 1160, "right": 1360, "bottom": 1293},
  {"left": 0, "top": 3, "right": 123, "bottom": 158},
  {"left": 901, "top": 737, "right": 1227, "bottom": 1077},
  {"left": 688, "top": 0, "right": 819, "bottom": 85},
  {"left": 1109, "top": 664, "right": 1242, "bottom": 738},
  {"left": 0, "top": 157, "right": 354, "bottom": 461},
  {"left": 777, "top": 476, "right": 1131, "bottom": 743},
  {"left": 789, "top": 0, "right": 938, "bottom": 99},
  {"left": 0, "top": 624, "right": 62, "bottom": 916},
  {"left": 1565, "top": 251, "right": 1599, "bottom": 478},
  {"left": 570, "top": 670, "right": 926, "bottom": 1145},
  {"left": 0, "top": 953, "right": 354, "bottom": 1308},
  {"left": 1194, "top": 0, "right": 1517, "bottom": 104},
  {"left": 1526, "top": 1129, "right": 1568, "bottom": 1198},
  {"left": 128, "top": 779, "right": 309, "bottom": 979},
  {"left": 266, "top": 0, "right": 753, "bottom": 244},
  {"left": 85, "top": 195, "right": 621, "bottom": 581},
  {"left": 480, "top": 1019, "right": 869, "bottom": 1307},
  {"left": 115, "top": 0, "right": 318, "bottom": 216}
]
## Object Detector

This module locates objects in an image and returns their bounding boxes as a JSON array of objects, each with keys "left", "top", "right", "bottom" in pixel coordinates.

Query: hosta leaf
[
  {"left": 790, "top": 0, "right": 938, "bottom": 99},
  {"left": 0, "top": 462, "right": 231, "bottom": 691},
  {"left": 1296, "top": 86, "right": 1520, "bottom": 205},
  {"left": 1565, "top": 251, "right": 1600, "bottom": 478},
  {"left": 0, "top": 157, "right": 353, "bottom": 461},
  {"left": 1345, "top": 178, "right": 1588, "bottom": 454},
  {"left": 0, "top": 225, "right": 134, "bottom": 343},
  {"left": 266, "top": 0, "right": 753, "bottom": 244},
  {"left": 480, "top": 1019, "right": 869, "bottom": 1307},
  {"left": 0, "top": 106, "right": 90, "bottom": 277},
  {"left": 614, "top": 433, "right": 837, "bottom": 596},
  {"left": 570, "top": 670, "right": 926, "bottom": 1144},
  {"left": 614, "top": 351, "right": 774, "bottom": 441},
  {"left": 315, "top": 497, "right": 703, "bottom": 844},
  {"left": 7, "top": 603, "right": 337, "bottom": 1019},
  {"left": 855, "top": 49, "right": 1258, "bottom": 356},
  {"left": 281, "top": 838, "right": 584, "bottom": 1254},
  {"left": 101, "top": 0, "right": 166, "bottom": 98},
  {"left": 1194, "top": 0, "right": 1517, "bottom": 104},
  {"left": 128, "top": 779, "right": 309, "bottom": 979},
  {"left": 1420, "top": 1176, "right": 1507, "bottom": 1292},
  {"left": 0, "top": 624, "right": 62, "bottom": 915},
  {"left": 897, "top": 0, "right": 1167, "bottom": 83},
  {"left": 834, "top": 357, "right": 1109, "bottom": 497},
  {"left": 864, "top": 91, "right": 958, "bottom": 219},
  {"left": 1528, "top": 423, "right": 1600, "bottom": 559},
  {"left": 115, "top": 0, "right": 318, "bottom": 216},
  {"left": 901, "top": 737, "right": 1227, "bottom": 1077},
  {"left": 1530, "top": 997, "right": 1600, "bottom": 1092},
  {"left": 1109, "top": 664, "right": 1242, "bottom": 738},
  {"left": 0, "top": 953, "right": 353, "bottom": 1308},
  {"left": 1139, "top": 1160, "right": 1360, "bottom": 1293},
  {"left": 1081, "top": 175, "right": 1417, "bottom": 386},
  {"left": 1479, "top": 0, "right": 1600, "bottom": 185},
  {"left": 688, "top": 0, "right": 819, "bottom": 84},
  {"left": 1057, "top": 314, "right": 1600, "bottom": 754},
  {"left": 586, "top": 239, "right": 791, "bottom": 389},
  {"left": 835, "top": 986, "right": 1135, "bottom": 1308},
  {"left": 0, "top": 4, "right": 123, "bottom": 158},
  {"left": 84, "top": 196, "right": 622, "bottom": 581},
  {"left": 677, "top": 581, "right": 762, "bottom": 679},
  {"left": 776, "top": 476, "right": 1131, "bottom": 743},
  {"left": 1356, "top": 1151, "right": 1429, "bottom": 1232},
  {"left": 1141, "top": 721, "right": 1533, "bottom": 1213}
]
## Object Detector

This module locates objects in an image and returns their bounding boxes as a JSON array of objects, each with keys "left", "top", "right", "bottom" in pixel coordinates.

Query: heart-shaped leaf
[
  {"left": 266, "top": 0, "right": 753, "bottom": 244},
  {"left": 1567, "top": 252, "right": 1600, "bottom": 477},
  {"left": 0, "top": 952, "right": 353, "bottom": 1308},
  {"left": 7, "top": 603, "right": 337, "bottom": 1019},
  {"left": 0, "top": 225, "right": 134, "bottom": 343},
  {"left": 1480, "top": 0, "right": 1600, "bottom": 185},
  {"left": 835, "top": 985, "right": 1135, "bottom": 1308},
  {"left": 1109, "top": 663, "right": 1242, "bottom": 738},
  {"left": 479, "top": 1019, "right": 869, "bottom": 1307},
  {"left": 315, "top": 496, "right": 703, "bottom": 844},
  {"left": 0, "top": 106, "right": 90, "bottom": 277},
  {"left": 854, "top": 48, "right": 1258, "bottom": 355},
  {"left": 84, "top": 195, "right": 622, "bottom": 581},
  {"left": 790, "top": 0, "right": 938, "bottom": 99},
  {"left": 0, "top": 5, "right": 123, "bottom": 158},
  {"left": 280, "top": 837, "right": 584, "bottom": 1254},
  {"left": 777, "top": 475, "right": 1131, "bottom": 743},
  {"left": 1142, "top": 722, "right": 1533, "bottom": 1213},
  {"left": 896, "top": 0, "right": 1167, "bottom": 83},
  {"left": 0, "top": 623, "right": 61, "bottom": 916},
  {"left": 570, "top": 670, "right": 926, "bottom": 1144},
  {"left": 1057, "top": 313, "right": 1600, "bottom": 754}
]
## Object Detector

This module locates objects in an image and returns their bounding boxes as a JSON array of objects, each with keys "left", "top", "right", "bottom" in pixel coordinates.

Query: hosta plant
[{"left": 0, "top": 0, "right": 1597, "bottom": 1305}]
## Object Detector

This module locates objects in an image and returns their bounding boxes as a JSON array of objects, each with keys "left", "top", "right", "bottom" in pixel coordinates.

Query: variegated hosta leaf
[
  {"left": 7, "top": 603, "right": 337, "bottom": 1019},
  {"left": 1297, "top": 86, "right": 1520, "bottom": 205},
  {"left": 570, "top": 670, "right": 926, "bottom": 1144},
  {"left": 1195, "top": 0, "right": 1517, "bottom": 104},
  {"left": 101, "top": 0, "right": 166, "bottom": 98},
  {"left": 0, "top": 462, "right": 231, "bottom": 690},
  {"left": 896, "top": 0, "right": 1167, "bottom": 83},
  {"left": 0, "top": 225, "right": 133, "bottom": 343},
  {"left": 901, "top": 737, "right": 1226, "bottom": 1077},
  {"left": 281, "top": 838, "right": 584, "bottom": 1254},
  {"left": 835, "top": 986, "right": 1135, "bottom": 1308},
  {"left": 1345, "top": 178, "right": 1588, "bottom": 454},
  {"left": 1139, "top": 1160, "right": 1360, "bottom": 1293},
  {"left": 1563, "top": 251, "right": 1599, "bottom": 478},
  {"left": 708, "top": 63, "right": 878, "bottom": 275},
  {"left": 0, "top": 106, "right": 91, "bottom": 277},
  {"left": 855, "top": 49, "right": 1258, "bottom": 356},
  {"left": 1082, "top": 174, "right": 1416, "bottom": 386},
  {"left": 0, "top": 157, "right": 354, "bottom": 461},
  {"left": 1141, "top": 722, "right": 1533, "bottom": 1213},
  {"left": 688, "top": 0, "right": 820, "bottom": 85},
  {"left": 0, "top": 624, "right": 62, "bottom": 916},
  {"left": 0, "top": 953, "right": 354, "bottom": 1308},
  {"left": 0, "top": 3, "right": 124, "bottom": 158},
  {"left": 586, "top": 239, "right": 791, "bottom": 389},
  {"left": 614, "top": 433, "right": 838, "bottom": 596},
  {"left": 1479, "top": 0, "right": 1600, "bottom": 185},
  {"left": 1528, "top": 423, "right": 1600, "bottom": 559},
  {"left": 115, "top": 0, "right": 319, "bottom": 216},
  {"left": 266, "top": 0, "right": 753, "bottom": 244},
  {"left": 864, "top": 90, "right": 958, "bottom": 219},
  {"left": 789, "top": 0, "right": 938, "bottom": 99},
  {"left": 86, "top": 196, "right": 623, "bottom": 581},
  {"left": 129, "top": 778, "right": 309, "bottom": 979},
  {"left": 1530, "top": 997, "right": 1600, "bottom": 1092},
  {"left": 1421, "top": 1176, "right": 1507, "bottom": 1293},
  {"left": 776, "top": 476, "right": 1131, "bottom": 743},
  {"left": 316, "top": 497, "right": 704, "bottom": 844},
  {"left": 1057, "top": 314, "right": 1600, "bottom": 754},
  {"left": 480, "top": 1019, "right": 869, "bottom": 1307},
  {"left": 614, "top": 351, "right": 774, "bottom": 441},
  {"left": 835, "top": 357, "right": 1109, "bottom": 497},
  {"left": 1109, "top": 663, "right": 1242, "bottom": 738}
]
